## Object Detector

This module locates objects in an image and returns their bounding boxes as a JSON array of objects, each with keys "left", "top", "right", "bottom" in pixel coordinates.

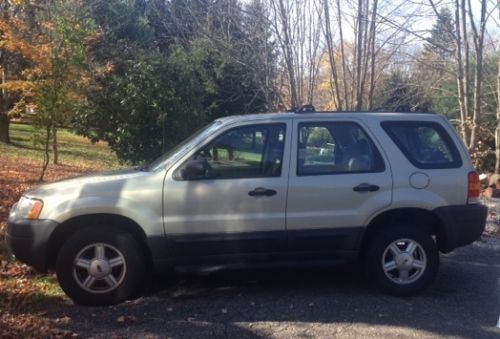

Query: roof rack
[
  {"left": 295, "top": 104, "right": 316, "bottom": 113},
  {"left": 290, "top": 104, "right": 435, "bottom": 115}
]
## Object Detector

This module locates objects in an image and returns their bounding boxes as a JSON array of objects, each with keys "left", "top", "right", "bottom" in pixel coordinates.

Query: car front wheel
[{"left": 56, "top": 228, "right": 145, "bottom": 305}]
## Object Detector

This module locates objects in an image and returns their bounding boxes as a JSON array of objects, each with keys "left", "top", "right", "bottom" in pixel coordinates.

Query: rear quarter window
[{"left": 381, "top": 121, "right": 462, "bottom": 169}]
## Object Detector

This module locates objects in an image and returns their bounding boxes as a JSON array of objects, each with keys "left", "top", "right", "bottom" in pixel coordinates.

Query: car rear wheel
[
  {"left": 364, "top": 225, "right": 439, "bottom": 295},
  {"left": 56, "top": 228, "right": 145, "bottom": 305}
]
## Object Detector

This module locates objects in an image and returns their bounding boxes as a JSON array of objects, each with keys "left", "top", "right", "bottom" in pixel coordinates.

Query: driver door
[{"left": 162, "top": 121, "right": 291, "bottom": 259}]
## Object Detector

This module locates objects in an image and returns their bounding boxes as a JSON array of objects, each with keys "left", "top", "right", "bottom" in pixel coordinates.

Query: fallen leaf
[{"left": 116, "top": 315, "right": 136, "bottom": 324}]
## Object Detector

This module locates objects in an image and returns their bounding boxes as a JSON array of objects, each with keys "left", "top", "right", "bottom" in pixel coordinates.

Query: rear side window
[
  {"left": 382, "top": 121, "right": 462, "bottom": 169},
  {"left": 297, "top": 121, "right": 385, "bottom": 176}
]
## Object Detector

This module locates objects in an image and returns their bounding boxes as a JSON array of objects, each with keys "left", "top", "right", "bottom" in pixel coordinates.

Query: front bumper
[
  {"left": 5, "top": 218, "right": 59, "bottom": 272},
  {"left": 433, "top": 203, "right": 488, "bottom": 253}
]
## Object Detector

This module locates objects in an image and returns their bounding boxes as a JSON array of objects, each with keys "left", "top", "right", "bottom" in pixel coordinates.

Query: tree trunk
[
  {"left": 0, "top": 112, "right": 9, "bottom": 143},
  {"left": 52, "top": 126, "right": 58, "bottom": 164},
  {"left": 359, "top": 0, "right": 373, "bottom": 111},
  {"left": 460, "top": 0, "right": 471, "bottom": 144},
  {"left": 466, "top": 0, "right": 487, "bottom": 152},
  {"left": 367, "top": 0, "right": 378, "bottom": 110},
  {"left": 39, "top": 125, "right": 51, "bottom": 182},
  {"left": 323, "top": 0, "right": 343, "bottom": 110},
  {"left": 354, "top": 0, "right": 365, "bottom": 111},
  {"left": 336, "top": 0, "right": 350, "bottom": 110},
  {"left": 275, "top": 0, "right": 299, "bottom": 109},
  {"left": 495, "top": 8, "right": 500, "bottom": 173},
  {"left": 495, "top": 57, "right": 500, "bottom": 173},
  {"left": 453, "top": 0, "right": 467, "bottom": 141},
  {"left": 0, "top": 53, "right": 10, "bottom": 143}
]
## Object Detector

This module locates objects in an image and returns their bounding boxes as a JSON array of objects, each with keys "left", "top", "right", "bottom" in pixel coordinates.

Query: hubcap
[
  {"left": 381, "top": 239, "right": 427, "bottom": 285},
  {"left": 73, "top": 243, "right": 126, "bottom": 294},
  {"left": 89, "top": 259, "right": 111, "bottom": 278}
]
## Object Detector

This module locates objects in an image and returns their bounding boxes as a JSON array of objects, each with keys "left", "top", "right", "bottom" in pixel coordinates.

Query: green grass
[
  {"left": 0, "top": 274, "right": 66, "bottom": 311},
  {"left": 214, "top": 148, "right": 262, "bottom": 163},
  {"left": 1, "top": 123, "right": 121, "bottom": 169}
]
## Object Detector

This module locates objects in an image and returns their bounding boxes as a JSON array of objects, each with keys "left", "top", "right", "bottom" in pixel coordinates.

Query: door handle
[
  {"left": 353, "top": 183, "right": 380, "bottom": 192},
  {"left": 248, "top": 187, "right": 277, "bottom": 197}
]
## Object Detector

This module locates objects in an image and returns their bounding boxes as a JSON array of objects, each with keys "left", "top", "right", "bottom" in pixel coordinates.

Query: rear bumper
[
  {"left": 433, "top": 204, "right": 487, "bottom": 253},
  {"left": 5, "top": 218, "right": 59, "bottom": 272}
]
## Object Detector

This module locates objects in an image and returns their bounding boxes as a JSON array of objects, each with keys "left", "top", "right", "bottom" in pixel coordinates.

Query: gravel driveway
[{"left": 46, "top": 236, "right": 500, "bottom": 339}]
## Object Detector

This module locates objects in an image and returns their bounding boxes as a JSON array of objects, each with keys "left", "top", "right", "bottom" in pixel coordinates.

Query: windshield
[{"left": 148, "top": 121, "right": 222, "bottom": 171}]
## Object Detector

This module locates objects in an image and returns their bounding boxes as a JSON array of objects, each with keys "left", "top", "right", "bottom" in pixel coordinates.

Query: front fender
[{"left": 44, "top": 196, "right": 164, "bottom": 237}]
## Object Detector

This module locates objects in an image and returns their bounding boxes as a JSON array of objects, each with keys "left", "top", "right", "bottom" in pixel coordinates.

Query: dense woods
[{"left": 0, "top": 0, "right": 498, "bottom": 172}]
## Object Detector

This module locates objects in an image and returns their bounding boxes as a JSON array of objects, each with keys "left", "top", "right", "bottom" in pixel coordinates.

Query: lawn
[
  {"left": 2, "top": 122, "right": 120, "bottom": 169},
  {"left": 0, "top": 122, "right": 121, "bottom": 337}
]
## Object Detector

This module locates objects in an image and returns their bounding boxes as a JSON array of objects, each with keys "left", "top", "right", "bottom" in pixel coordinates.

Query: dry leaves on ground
[{"left": 0, "top": 157, "right": 98, "bottom": 338}]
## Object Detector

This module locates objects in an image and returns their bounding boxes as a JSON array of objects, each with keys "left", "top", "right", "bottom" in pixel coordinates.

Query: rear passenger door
[{"left": 286, "top": 118, "right": 392, "bottom": 253}]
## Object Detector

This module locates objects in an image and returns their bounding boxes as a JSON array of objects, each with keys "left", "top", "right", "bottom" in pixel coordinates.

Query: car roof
[{"left": 215, "top": 111, "right": 438, "bottom": 124}]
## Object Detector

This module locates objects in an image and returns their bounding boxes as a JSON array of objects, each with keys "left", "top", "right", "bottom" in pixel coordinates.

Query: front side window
[
  {"left": 382, "top": 121, "right": 462, "bottom": 169},
  {"left": 179, "top": 123, "right": 286, "bottom": 180},
  {"left": 297, "top": 121, "right": 385, "bottom": 176}
]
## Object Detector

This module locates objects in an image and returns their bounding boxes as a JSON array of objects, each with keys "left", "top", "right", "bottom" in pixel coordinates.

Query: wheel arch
[
  {"left": 46, "top": 214, "right": 153, "bottom": 271},
  {"left": 360, "top": 208, "right": 447, "bottom": 257}
]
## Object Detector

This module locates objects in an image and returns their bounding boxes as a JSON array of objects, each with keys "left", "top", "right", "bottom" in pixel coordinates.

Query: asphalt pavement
[{"left": 48, "top": 237, "right": 500, "bottom": 338}]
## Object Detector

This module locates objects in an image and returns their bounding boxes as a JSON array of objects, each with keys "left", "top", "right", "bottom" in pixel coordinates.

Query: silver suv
[{"left": 6, "top": 111, "right": 487, "bottom": 305}]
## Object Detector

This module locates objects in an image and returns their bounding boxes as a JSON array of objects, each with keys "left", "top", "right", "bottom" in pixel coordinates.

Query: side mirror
[{"left": 180, "top": 159, "right": 214, "bottom": 180}]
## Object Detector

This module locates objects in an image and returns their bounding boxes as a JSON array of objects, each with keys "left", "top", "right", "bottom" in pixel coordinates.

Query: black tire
[
  {"left": 56, "top": 228, "right": 145, "bottom": 306},
  {"left": 364, "top": 224, "right": 439, "bottom": 296}
]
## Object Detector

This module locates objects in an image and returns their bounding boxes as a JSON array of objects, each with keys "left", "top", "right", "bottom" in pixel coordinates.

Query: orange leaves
[
  {"left": 0, "top": 14, "right": 75, "bottom": 76},
  {"left": 1, "top": 1, "right": 97, "bottom": 134},
  {"left": 11, "top": 0, "right": 28, "bottom": 5},
  {"left": 0, "top": 152, "right": 100, "bottom": 338},
  {"left": 0, "top": 18, "right": 53, "bottom": 89},
  {"left": 95, "top": 61, "right": 116, "bottom": 75},
  {"left": 0, "top": 79, "right": 35, "bottom": 92},
  {"left": 0, "top": 18, "right": 50, "bottom": 64}
]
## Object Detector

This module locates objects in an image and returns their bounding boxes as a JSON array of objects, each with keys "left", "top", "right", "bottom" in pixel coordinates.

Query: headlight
[{"left": 12, "top": 197, "right": 44, "bottom": 220}]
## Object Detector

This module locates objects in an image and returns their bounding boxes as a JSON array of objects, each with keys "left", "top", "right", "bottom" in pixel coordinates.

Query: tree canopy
[{"left": 0, "top": 0, "right": 498, "bottom": 172}]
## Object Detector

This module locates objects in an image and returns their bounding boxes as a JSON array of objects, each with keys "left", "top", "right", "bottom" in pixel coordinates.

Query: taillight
[{"left": 467, "top": 171, "right": 480, "bottom": 204}]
